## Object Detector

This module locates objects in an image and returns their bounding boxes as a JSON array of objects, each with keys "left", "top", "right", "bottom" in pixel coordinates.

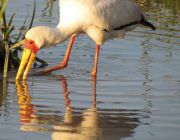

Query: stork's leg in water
[
  {"left": 91, "top": 44, "right": 100, "bottom": 77},
  {"left": 34, "top": 34, "right": 76, "bottom": 76}
]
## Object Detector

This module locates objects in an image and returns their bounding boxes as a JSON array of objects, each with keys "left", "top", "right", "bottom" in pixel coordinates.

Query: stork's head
[{"left": 16, "top": 26, "right": 51, "bottom": 80}]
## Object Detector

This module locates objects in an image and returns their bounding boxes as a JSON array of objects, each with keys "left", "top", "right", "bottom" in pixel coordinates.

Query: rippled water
[{"left": 1, "top": 0, "right": 180, "bottom": 140}]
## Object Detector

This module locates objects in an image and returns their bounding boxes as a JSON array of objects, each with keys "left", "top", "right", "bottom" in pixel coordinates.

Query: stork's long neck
[{"left": 46, "top": 25, "right": 77, "bottom": 46}]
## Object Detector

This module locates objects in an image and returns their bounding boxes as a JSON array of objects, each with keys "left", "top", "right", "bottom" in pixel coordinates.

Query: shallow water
[{"left": 1, "top": 0, "right": 180, "bottom": 140}]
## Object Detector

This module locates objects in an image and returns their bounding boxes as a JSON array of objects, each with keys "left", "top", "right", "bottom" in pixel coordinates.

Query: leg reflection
[
  {"left": 60, "top": 76, "right": 73, "bottom": 124},
  {"left": 80, "top": 77, "right": 101, "bottom": 137},
  {"left": 52, "top": 76, "right": 101, "bottom": 140}
]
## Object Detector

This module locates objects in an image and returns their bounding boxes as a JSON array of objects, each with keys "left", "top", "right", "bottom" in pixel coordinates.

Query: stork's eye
[{"left": 29, "top": 41, "right": 33, "bottom": 44}]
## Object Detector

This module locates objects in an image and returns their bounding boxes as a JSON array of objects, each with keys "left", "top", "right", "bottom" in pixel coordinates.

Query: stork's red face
[{"left": 16, "top": 39, "right": 39, "bottom": 80}]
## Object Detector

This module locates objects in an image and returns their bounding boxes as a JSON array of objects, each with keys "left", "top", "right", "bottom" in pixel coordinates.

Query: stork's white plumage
[{"left": 16, "top": 0, "right": 155, "bottom": 80}]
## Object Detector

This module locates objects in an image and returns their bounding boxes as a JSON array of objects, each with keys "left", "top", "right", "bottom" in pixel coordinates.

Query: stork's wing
[
  {"left": 91, "top": 0, "right": 143, "bottom": 31},
  {"left": 58, "top": 0, "right": 144, "bottom": 31}
]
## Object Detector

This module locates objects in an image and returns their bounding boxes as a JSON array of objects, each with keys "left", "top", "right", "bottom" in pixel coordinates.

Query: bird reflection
[
  {"left": 51, "top": 76, "right": 101, "bottom": 140},
  {"left": 16, "top": 80, "right": 33, "bottom": 124},
  {"left": 16, "top": 76, "right": 139, "bottom": 140},
  {"left": 16, "top": 80, "right": 62, "bottom": 132}
]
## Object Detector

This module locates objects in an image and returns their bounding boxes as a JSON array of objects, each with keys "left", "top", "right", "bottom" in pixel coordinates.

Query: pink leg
[
  {"left": 35, "top": 34, "right": 76, "bottom": 75},
  {"left": 91, "top": 44, "right": 100, "bottom": 77},
  {"left": 91, "top": 76, "right": 97, "bottom": 109}
]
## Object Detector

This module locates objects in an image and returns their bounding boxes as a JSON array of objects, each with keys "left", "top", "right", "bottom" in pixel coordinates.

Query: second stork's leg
[
  {"left": 91, "top": 44, "right": 100, "bottom": 77},
  {"left": 35, "top": 34, "right": 76, "bottom": 75}
]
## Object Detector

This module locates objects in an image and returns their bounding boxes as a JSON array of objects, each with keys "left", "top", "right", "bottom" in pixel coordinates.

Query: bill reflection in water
[{"left": 15, "top": 76, "right": 140, "bottom": 140}]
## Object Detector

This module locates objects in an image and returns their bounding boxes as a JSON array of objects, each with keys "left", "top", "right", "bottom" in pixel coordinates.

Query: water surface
[{"left": 0, "top": 0, "right": 180, "bottom": 140}]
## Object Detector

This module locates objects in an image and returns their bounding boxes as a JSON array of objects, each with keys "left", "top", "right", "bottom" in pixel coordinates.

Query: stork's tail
[{"left": 140, "top": 16, "right": 156, "bottom": 30}]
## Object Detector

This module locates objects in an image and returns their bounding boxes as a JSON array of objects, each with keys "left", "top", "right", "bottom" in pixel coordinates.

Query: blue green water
[{"left": 0, "top": 0, "right": 180, "bottom": 140}]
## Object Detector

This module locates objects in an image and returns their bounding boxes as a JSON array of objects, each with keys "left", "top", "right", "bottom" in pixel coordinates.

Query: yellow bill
[{"left": 16, "top": 48, "right": 35, "bottom": 80}]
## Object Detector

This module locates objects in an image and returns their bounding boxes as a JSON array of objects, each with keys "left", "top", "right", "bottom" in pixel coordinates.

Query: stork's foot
[
  {"left": 33, "top": 70, "right": 51, "bottom": 76},
  {"left": 33, "top": 62, "right": 68, "bottom": 76}
]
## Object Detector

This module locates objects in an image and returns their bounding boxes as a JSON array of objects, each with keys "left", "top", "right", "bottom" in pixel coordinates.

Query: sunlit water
[{"left": 1, "top": 0, "right": 180, "bottom": 140}]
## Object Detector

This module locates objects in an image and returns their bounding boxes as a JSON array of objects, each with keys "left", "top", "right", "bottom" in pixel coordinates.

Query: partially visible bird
[{"left": 16, "top": 0, "right": 155, "bottom": 80}]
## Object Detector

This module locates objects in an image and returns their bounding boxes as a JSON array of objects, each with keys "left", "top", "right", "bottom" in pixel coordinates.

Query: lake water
[{"left": 0, "top": 0, "right": 180, "bottom": 140}]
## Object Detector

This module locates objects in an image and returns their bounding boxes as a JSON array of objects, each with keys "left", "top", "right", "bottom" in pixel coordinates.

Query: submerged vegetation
[{"left": 0, "top": 0, "right": 47, "bottom": 78}]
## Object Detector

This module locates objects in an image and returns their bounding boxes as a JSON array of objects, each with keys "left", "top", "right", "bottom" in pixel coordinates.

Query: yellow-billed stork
[{"left": 16, "top": 0, "right": 155, "bottom": 80}]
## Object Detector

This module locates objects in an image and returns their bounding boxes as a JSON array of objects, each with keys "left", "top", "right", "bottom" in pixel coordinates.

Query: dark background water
[{"left": 0, "top": 0, "right": 180, "bottom": 140}]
